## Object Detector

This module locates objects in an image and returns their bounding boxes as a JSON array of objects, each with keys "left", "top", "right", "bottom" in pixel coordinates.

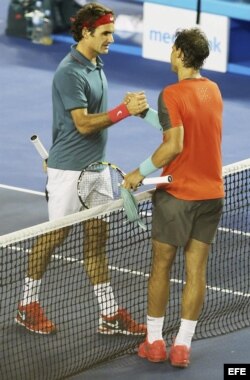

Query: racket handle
[
  {"left": 142, "top": 175, "right": 172, "bottom": 185},
  {"left": 30, "top": 135, "right": 49, "bottom": 160}
]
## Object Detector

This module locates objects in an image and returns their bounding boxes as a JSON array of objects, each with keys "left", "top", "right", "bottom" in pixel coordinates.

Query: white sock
[
  {"left": 147, "top": 315, "right": 164, "bottom": 343},
  {"left": 175, "top": 319, "right": 197, "bottom": 348},
  {"left": 94, "top": 282, "right": 118, "bottom": 316},
  {"left": 20, "top": 277, "right": 41, "bottom": 306}
]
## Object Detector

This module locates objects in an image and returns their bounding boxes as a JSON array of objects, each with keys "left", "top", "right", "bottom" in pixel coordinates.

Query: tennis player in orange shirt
[{"left": 123, "top": 27, "right": 225, "bottom": 367}]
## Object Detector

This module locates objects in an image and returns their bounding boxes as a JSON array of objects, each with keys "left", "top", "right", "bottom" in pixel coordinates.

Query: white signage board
[{"left": 142, "top": 3, "right": 230, "bottom": 72}]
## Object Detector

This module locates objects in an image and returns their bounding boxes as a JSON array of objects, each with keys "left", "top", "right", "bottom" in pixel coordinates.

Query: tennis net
[{"left": 0, "top": 158, "right": 249, "bottom": 380}]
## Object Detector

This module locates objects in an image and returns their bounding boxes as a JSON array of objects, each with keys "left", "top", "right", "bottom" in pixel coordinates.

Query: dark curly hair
[
  {"left": 70, "top": 2, "right": 115, "bottom": 42},
  {"left": 174, "top": 28, "right": 210, "bottom": 70}
]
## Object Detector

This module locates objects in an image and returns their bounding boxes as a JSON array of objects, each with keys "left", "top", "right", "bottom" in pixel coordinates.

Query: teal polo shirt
[{"left": 47, "top": 45, "right": 108, "bottom": 171}]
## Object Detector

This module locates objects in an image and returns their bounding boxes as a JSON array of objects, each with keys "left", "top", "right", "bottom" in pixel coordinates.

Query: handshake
[{"left": 123, "top": 91, "right": 149, "bottom": 116}]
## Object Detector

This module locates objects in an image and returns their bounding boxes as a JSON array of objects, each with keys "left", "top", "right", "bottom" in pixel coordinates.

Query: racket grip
[
  {"left": 142, "top": 175, "right": 172, "bottom": 185},
  {"left": 30, "top": 135, "right": 49, "bottom": 160}
]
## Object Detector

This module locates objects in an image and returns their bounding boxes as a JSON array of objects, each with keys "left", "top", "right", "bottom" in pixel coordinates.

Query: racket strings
[{"left": 78, "top": 164, "right": 124, "bottom": 208}]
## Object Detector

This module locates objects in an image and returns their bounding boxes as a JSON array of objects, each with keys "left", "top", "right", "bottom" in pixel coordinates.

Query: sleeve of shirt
[
  {"left": 158, "top": 87, "right": 182, "bottom": 130},
  {"left": 54, "top": 70, "right": 88, "bottom": 111}
]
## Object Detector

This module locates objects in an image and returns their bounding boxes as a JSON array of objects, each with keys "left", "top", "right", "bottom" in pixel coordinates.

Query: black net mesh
[{"left": 0, "top": 160, "right": 249, "bottom": 379}]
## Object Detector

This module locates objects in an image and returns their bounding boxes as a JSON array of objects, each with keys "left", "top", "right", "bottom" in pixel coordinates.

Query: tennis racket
[{"left": 77, "top": 161, "right": 172, "bottom": 209}]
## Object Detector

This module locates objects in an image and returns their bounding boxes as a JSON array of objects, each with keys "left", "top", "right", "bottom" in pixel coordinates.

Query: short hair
[
  {"left": 174, "top": 28, "right": 210, "bottom": 70},
  {"left": 71, "top": 2, "right": 115, "bottom": 42}
]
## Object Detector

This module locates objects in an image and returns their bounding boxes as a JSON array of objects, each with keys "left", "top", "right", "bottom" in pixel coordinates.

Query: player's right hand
[{"left": 124, "top": 91, "right": 149, "bottom": 115}]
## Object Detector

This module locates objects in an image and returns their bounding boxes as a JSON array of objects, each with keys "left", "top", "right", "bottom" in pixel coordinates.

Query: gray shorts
[{"left": 152, "top": 190, "right": 224, "bottom": 246}]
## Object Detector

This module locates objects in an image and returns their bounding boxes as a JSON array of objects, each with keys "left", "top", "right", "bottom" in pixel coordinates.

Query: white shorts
[
  {"left": 46, "top": 167, "right": 115, "bottom": 221},
  {"left": 47, "top": 168, "right": 82, "bottom": 221}
]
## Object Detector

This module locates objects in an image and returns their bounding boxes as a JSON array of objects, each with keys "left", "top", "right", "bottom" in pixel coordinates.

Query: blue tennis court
[{"left": 0, "top": 1, "right": 249, "bottom": 380}]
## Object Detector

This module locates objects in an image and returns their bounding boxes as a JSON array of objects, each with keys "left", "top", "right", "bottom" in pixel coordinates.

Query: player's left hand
[{"left": 123, "top": 168, "right": 144, "bottom": 191}]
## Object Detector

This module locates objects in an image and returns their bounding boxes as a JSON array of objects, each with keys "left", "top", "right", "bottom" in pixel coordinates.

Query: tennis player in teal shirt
[
  {"left": 16, "top": 2, "right": 148, "bottom": 336},
  {"left": 48, "top": 45, "right": 109, "bottom": 171}
]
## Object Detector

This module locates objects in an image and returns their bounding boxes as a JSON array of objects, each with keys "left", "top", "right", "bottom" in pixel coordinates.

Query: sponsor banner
[{"left": 142, "top": 2, "right": 230, "bottom": 72}]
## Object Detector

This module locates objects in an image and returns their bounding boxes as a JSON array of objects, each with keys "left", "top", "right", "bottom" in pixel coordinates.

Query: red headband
[{"left": 83, "top": 13, "right": 114, "bottom": 29}]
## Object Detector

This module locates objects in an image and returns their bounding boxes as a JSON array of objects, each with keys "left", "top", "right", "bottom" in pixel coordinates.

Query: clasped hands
[
  {"left": 123, "top": 91, "right": 148, "bottom": 115},
  {"left": 121, "top": 91, "right": 148, "bottom": 189}
]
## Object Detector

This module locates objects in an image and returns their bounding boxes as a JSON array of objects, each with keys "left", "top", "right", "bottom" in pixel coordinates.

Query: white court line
[
  {"left": 218, "top": 226, "right": 250, "bottom": 237},
  {"left": 170, "top": 278, "right": 250, "bottom": 297},
  {"left": 5, "top": 247, "right": 250, "bottom": 298},
  {"left": 140, "top": 215, "right": 250, "bottom": 238},
  {"left": 49, "top": 254, "right": 250, "bottom": 298},
  {"left": 0, "top": 184, "right": 45, "bottom": 196}
]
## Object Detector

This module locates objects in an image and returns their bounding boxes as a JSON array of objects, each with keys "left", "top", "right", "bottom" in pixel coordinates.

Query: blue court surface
[{"left": 0, "top": 1, "right": 249, "bottom": 380}]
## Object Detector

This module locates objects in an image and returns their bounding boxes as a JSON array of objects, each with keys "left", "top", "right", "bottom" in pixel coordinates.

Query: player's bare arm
[
  {"left": 123, "top": 126, "right": 183, "bottom": 190},
  {"left": 151, "top": 126, "right": 184, "bottom": 168},
  {"left": 71, "top": 92, "right": 148, "bottom": 134}
]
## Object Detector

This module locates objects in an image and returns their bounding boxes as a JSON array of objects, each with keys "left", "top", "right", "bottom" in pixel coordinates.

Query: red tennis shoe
[
  {"left": 15, "top": 302, "right": 57, "bottom": 335},
  {"left": 138, "top": 338, "right": 167, "bottom": 362},
  {"left": 169, "top": 343, "right": 191, "bottom": 367},
  {"left": 98, "top": 308, "right": 147, "bottom": 336}
]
